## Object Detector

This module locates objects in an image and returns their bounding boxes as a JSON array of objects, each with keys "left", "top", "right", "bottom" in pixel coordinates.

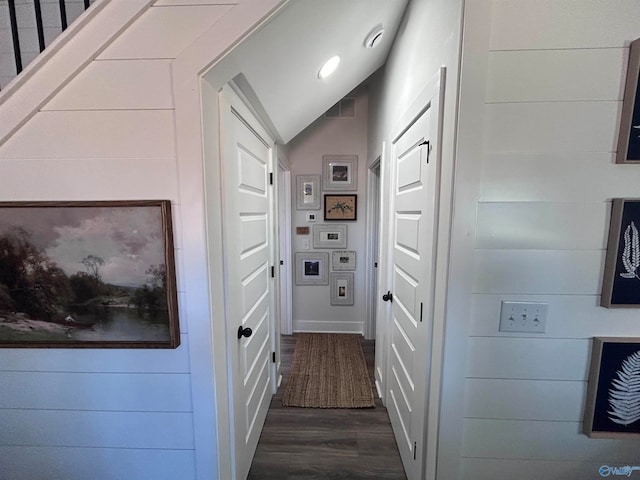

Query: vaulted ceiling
[{"left": 218, "top": 0, "right": 409, "bottom": 143}]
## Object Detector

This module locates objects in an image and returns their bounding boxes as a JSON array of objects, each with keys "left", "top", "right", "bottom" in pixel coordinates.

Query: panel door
[
  {"left": 220, "top": 86, "right": 275, "bottom": 480},
  {"left": 386, "top": 107, "right": 438, "bottom": 480}
]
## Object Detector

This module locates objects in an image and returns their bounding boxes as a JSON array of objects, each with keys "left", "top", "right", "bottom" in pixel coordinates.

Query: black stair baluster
[
  {"left": 34, "top": 0, "right": 46, "bottom": 52},
  {"left": 59, "top": 0, "right": 68, "bottom": 31},
  {"left": 8, "top": 0, "right": 22, "bottom": 74},
  {"left": 84, "top": 0, "right": 91, "bottom": 9}
]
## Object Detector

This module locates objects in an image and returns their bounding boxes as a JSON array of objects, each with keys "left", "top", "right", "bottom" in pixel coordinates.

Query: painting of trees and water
[{"left": 0, "top": 201, "right": 179, "bottom": 348}]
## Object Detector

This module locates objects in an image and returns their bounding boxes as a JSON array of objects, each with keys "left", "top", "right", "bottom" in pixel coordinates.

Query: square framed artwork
[
  {"left": 583, "top": 337, "right": 640, "bottom": 438},
  {"left": 312, "top": 224, "right": 347, "bottom": 249},
  {"left": 601, "top": 199, "right": 640, "bottom": 307},
  {"left": 322, "top": 155, "right": 358, "bottom": 191},
  {"left": 324, "top": 194, "right": 357, "bottom": 221},
  {"left": 0, "top": 200, "right": 180, "bottom": 348},
  {"left": 330, "top": 272, "right": 354, "bottom": 306},
  {"left": 331, "top": 250, "right": 356, "bottom": 271},
  {"left": 296, "top": 175, "right": 321, "bottom": 210},
  {"left": 616, "top": 37, "right": 640, "bottom": 164},
  {"left": 294, "top": 252, "right": 329, "bottom": 286}
]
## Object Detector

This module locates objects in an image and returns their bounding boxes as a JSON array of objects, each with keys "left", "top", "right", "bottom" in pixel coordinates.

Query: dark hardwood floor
[{"left": 248, "top": 334, "right": 407, "bottom": 480}]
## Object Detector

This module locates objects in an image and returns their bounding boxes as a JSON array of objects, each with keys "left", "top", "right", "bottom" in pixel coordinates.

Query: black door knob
[
  {"left": 382, "top": 291, "right": 393, "bottom": 302},
  {"left": 237, "top": 326, "right": 253, "bottom": 339}
]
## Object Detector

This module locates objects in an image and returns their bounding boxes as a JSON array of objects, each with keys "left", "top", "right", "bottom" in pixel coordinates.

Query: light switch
[{"left": 499, "top": 301, "right": 548, "bottom": 333}]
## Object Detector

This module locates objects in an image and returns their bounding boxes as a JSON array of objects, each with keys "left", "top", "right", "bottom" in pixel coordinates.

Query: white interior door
[
  {"left": 385, "top": 103, "right": 440, "bottom": 480},
  {"left": 220, "top": 85, "right": 275, "bottom": 480}
]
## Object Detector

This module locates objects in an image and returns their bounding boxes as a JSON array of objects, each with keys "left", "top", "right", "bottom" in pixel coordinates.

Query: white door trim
[
  {"left": 364, "top": 158, "right": 381, "bottom": 340},
  {"left": 278, "top": 164, "right": 293, "bottom": 336},
  {"left": 375, "top": 140, "right": 391, "bottom": 403}
]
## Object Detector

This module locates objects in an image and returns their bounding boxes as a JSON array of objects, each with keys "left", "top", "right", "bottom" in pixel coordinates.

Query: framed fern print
[
  {"left": 601, "top": 199, "right": 640, "bottom": 307},
  {"left": 616, "top": 37, "right": 640, "bottom": 163},
  {"left": 584, "top": 337, "right": 640, "bottom": 438}
]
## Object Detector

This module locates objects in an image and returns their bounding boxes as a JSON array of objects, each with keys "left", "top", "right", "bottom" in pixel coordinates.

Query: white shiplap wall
[
  {"left": 0, "top": 1, "right": 245, "bottom": 478},
  {"left": 462, "top": 1, "right": 640, "bottom": 478}
]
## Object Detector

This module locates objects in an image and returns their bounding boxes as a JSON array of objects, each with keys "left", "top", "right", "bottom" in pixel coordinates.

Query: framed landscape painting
[{"left": 0, "top": 200, "right": 180, "bottom": 348}]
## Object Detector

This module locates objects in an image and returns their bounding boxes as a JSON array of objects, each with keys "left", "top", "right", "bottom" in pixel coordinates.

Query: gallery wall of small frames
[
  {"left": 584, "top": 38, "right": 640, "bottom": 438},
  {"left": 294, "top": 155, "right": 358, "bottom": 305}
]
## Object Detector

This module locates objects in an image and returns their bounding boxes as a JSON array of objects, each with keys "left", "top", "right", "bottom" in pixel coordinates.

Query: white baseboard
[{"left": 293, "top": 320, "right": 364, "bottom": 334}]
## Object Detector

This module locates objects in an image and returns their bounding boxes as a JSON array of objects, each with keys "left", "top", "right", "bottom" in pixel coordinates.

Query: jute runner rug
[{"left": 282, "top": 333, "right": 376, "bottom": 408}]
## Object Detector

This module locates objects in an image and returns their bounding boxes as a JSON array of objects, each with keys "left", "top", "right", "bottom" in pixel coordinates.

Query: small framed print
[
  {"left": 332, "top": 250, "right": 356, "bottom": 271},
  {"left": 330, "top": 272, "right": 354, "bottom": 306},
  {"left": 324, "top": 194, "right": 357, "bottom": 221},
  {"left": 584, "top": 337, "right": 640, "bottom": 438},
  {"left": 295, "top": 252, "right": 329, "bottom": 286},
  {"left": 296, "top": 175, "right": 321, "bottom": 210},
  {"left": 323, "top": 155, "right": 357, "bottom": 191},
  {"left": 312, "top": 224, "right": 347, "bottom": 249}
]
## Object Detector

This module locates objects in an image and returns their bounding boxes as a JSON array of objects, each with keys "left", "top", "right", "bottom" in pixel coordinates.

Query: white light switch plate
[{"left": 499, "top": 301, "right": 548, "bottom": 333}]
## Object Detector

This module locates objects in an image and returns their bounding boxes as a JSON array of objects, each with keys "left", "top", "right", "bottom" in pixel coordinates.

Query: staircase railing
[{"left": 1, "top": 0, "right": 95, "bottom": 90}]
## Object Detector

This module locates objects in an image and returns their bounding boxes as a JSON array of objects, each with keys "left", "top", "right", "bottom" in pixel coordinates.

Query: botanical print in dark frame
[
  {"left": 324, "top": 194, "right": 357, "bottom": 221},
  {"left": 616, "top": 37, "right": 640, "bottom": 164},
  {"left": 584, "top": 337, "right": 640, "bottom": 438},
  {"left": 602, "top": 199, "right": 640, "bottom": 307},
  {"left": 0, "top": 201, "right": 180, "bottom": 348}
]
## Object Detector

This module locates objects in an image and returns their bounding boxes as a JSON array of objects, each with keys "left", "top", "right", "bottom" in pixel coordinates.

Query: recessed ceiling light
[
  {"left": 364, "top": 25, "right": 385, "bottom": 48},
  {"left": 318, "top": 55, "right": 340, "bottom": 79}
]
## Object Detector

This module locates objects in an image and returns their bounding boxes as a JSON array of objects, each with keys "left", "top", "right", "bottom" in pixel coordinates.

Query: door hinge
[
  {"left": 271, "top": 266, "right": 275, "bottom": 278},
  {"left": 374, "top": 262, "right": 378, "bottom": 268},
  {"left": 269, "top": 172, "right": 274, "bottom": 185},
  {"left": 272, "top": 352, "right": 276, "bottom": 363},
  {"left": 413, "top": 441, "right": 417, "bottom": 460},
  {"left": 280, "top": 260, "right": 284, "bottom": 265},
  {"left": 420, "top": 302, "right": 423, "bottom": 322}
]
